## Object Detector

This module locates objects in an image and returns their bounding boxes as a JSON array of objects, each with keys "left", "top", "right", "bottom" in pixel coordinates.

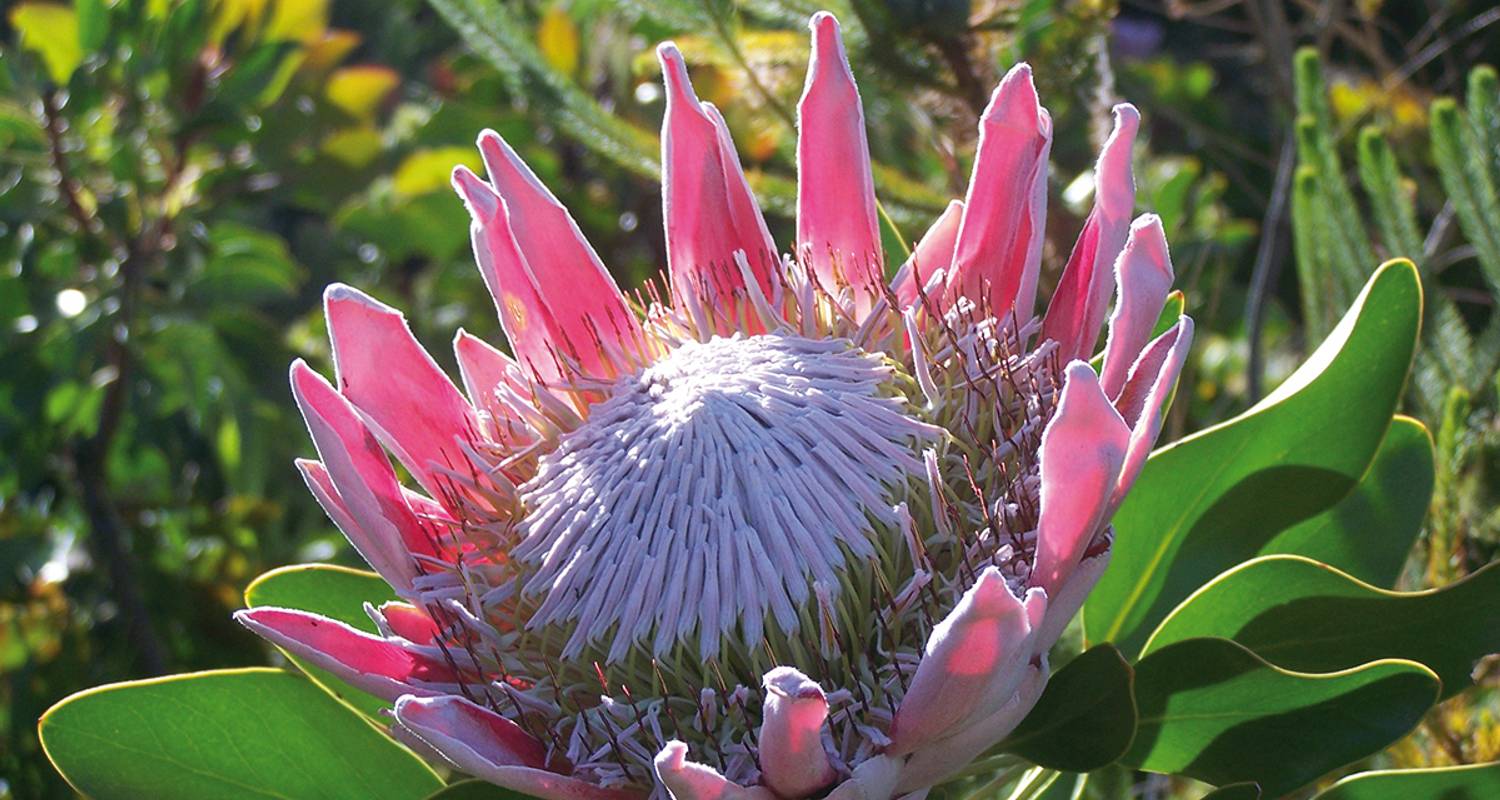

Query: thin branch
[
  {"left": 40, "top": 91, "right": 101, "bottom": 240},
  {"left": 1246, "top": 129, "right": 1297, "bottom": 401},
  {"left": 702, "top": 1, "right": 797, "bottom": 130}
]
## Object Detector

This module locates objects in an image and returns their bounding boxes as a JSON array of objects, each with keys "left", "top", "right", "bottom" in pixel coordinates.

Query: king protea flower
[{"left": 237, "top": 12, "right": 1192, "bottom": 800}]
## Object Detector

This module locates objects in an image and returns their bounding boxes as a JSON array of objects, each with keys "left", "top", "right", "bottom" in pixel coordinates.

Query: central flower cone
[
  {"left": 517, "top": 334, "right": 940, "bottom": 663},
  {"left": 236, "top": 11, "right": 1194, "bottom": 800}
]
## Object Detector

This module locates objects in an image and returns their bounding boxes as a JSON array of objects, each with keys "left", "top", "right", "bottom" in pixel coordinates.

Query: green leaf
[
  {"left": 213, "top": 41, "right": 300, "bottom": 112},
  {"left": 1291, "top": 162, "right": 1342, "bottom": 341},
  {"left": 1311, "top": 763, "right": 1500, "bottom": 800},
  {"left": 1085, "top": 261, "right": 1422, "bottom": 655},
  {"left": 997, "top": 645, "right": 1135, "bottom": 772},
  {"left": 39, "top": 668, "right": 443, "bottom": 799},
  {"left": 1201, "top": 784, "right": 1261, "bottom": 800},
  {"left": 75, "top": 0, "right": 109, "bottom": 53},
  {"left": 1124, "top": 638, "right": 1438, "bottom": 797},
  {"left": 1293, "top": 48, "right": 1377, "bottom": 296},
  {"left": 426, "top": 780, "right": 531, "bottom": 799},
  {"left": 1432, "top": 97, "right": 1500, "bottom": 295},
  {"left": 1356, "top": 127, "right": 1423, "bottom": 265},
  {"left": 1142, "top": 555, "right": 1500, "bottom": 699},
  {"left": 1153, "top": 290, "right": 1186, "bottom": 338},
  {"left": 10, "top": 3, "right": 84, "bottom": 84},
  {"left": 193, "top": 222, "right": 304, "bottom": 303},
  {"left": 1258, "top": 415, "right": 1431, "bottom": 587},
  {"left": 244, "top": 564, "right": 398, "bottom": 718},
  {"left": 1200, "top": 780, "right": 1260, "bottom": 792}
]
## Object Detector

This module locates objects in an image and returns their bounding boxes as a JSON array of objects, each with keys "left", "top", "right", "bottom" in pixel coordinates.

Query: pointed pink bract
[
  {"left": 1031, "top": 362, "right": 1130, "bottom": 596},
  {"left": 894, "top": 200, "right": 964, "bottom": 310},
  {"left": 455, "top": 166, "right": 571, "bottom": 385},
  {"left": 654, "top": 741, "right": 774, "bottom": 800},
  {"left": 235, "top": 607, "right": 455, "bottom": 701},
  {"left": 946, "top": 64, "right": 1052, "bottom": 323},
  {"left": 1041, "top": 105, "right": 1140, "bottom": 361},
  {"left": 477, "top": 131, "right": 641, "bottom": 374},
  {"left": 659, "top": 43, "right": 777, "bottom": 315},
  {"left": 888, "top": 568, "right": 1042, "bottom": 756},
  {"left": 797, "top": 12, "right": 882, "bottom": 315},
  {"left": 324, "top": 285, "right": 479, "bottom": 504},
  {"left": 1099, "top": 214, "right": 1175, "bottom": 397},
  {"left": 394, "top": 695, "right": 641, "bottom": 800},
  {"left": 290, "top": 361, "right": 436, "bottom": 589},
  {"left": 1113, "top": 317, "right": 1194, "bottom": 504}
]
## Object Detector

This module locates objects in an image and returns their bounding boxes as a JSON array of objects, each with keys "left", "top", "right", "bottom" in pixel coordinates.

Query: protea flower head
[{"left": 237, "top": 12, "right": 1192, "bottom": 800}]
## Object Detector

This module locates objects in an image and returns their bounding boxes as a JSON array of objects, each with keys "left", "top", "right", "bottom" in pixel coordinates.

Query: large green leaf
[
  {"left": 1086, "top": 261, "right": 1422, "bottom": 655},
  {"left": 244, "top": 563, "right": 398, "bottom": 718},
  {"left": 1257, "top": 416, "right": 1431, "bottom": 587},
  {"left": 1311, "top": 763, "right": 1500, "bottom": 799},
  {"left": 997, "top": 645, "right": 1135, "bottom": 772},
  {"left": 1141, "top": 555, "right": 1500, "bottom": 699},
  {"left": 40, "top": 668, "right": 443, "bottom": 800},
  {"left": 1124, "top": 638, "right": 1438, "bottom": 797}
]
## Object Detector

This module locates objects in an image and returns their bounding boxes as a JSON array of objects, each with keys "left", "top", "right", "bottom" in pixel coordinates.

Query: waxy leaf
[
  {"left": 1311, "top": 763, "right": 1500, "bottom": 799},
  {"left": 1259, "top": 416, "right": 1432, "bottom": 587},
  {"left": 998, "top": 645, "right": 1135, "bottom": 771},
  {"left": 1086, "top": 261, "right": 1422, "bottom": 655},
  {"left": 1142, "top": 555, "right": 1500, "bottom": 699},
  {"left": 39, "top": 668, "right": 443, "bottom": 800},
  {"left": 1125, "top": 638, "right": 1438, "bottom": 797},
  {"left": 245, "top": 563, "right": 397, "bottom": 717}
]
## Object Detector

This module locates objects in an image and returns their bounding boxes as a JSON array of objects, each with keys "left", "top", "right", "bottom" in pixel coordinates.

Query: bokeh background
[{"left": 3, "top": 0, "right": 1499, "bottom": 796}]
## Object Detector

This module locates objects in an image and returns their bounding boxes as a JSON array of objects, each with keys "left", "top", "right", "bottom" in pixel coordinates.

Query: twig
[
  {"left": 932, "top": 35, "right": 989, "bottom": 117},
  {"left": 1246, "top": 129, "right": 1297, "bottom": 401},
  {"left": 702, "top": 1, "right": 797, "bottom": 131},
  {"left": 40, "top": 91, "right": 100, "bottom": 239}
]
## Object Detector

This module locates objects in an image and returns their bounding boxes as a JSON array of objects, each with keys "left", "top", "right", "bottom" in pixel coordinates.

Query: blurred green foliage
[{"left": 3, "top": 0, "right": 1500, "bottom": 797}]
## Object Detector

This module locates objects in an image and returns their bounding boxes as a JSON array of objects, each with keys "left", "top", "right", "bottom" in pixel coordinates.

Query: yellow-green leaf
[
  {"left": 327, "top": 65, "right": 400, "bottom": 121},
  {"left": 11, "top": 3, "right": 83, "bottom": 84},
  {"left": 323, "top": 126, "right": 385, "bottom": 168},
  {"left": 393, "top": 146, "right": 482, "bottom": 198},
  {"left": 537, "top": 5, "right": 579, "bottom": 77}
]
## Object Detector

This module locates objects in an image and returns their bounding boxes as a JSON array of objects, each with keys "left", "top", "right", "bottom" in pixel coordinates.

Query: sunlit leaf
[
  {"left": 393, "top": 146, "right": 483, "bottom": 198},
  {"left": 302, "top": 29, "right": 363, "bottom": 73},
  {"left": 1142, "top": 555, "right": 1500, "bottom": 699},
  {"left": 39, "top": 669, "right": 442, "bottom": 799},
  {"left": 264, "top": 0, "right": 329, "bottom": 45},
  {"left": 1125, "top": 638, "right": 1438, "bottom": 796},
  {"left": 537, "top": 6, "right": 580, "bottom": 77},
  {"left": 1311, "top": 763, "right": 1500, "bottom": 799},
  {"left": 1257, "top": 416, "right": 1431, "bottom": 587},
  {"left": 323, "top": 126, "right": 386, "bottom": 168},
  {"left": 1085, "top": 261, "right": 1422, "bottom": 655},
  {"left": 10, "top": 4, "right": 84, "bottom": 84},
  {"left": 327, "top": 65, "right": 401, "bottom": 121}
]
